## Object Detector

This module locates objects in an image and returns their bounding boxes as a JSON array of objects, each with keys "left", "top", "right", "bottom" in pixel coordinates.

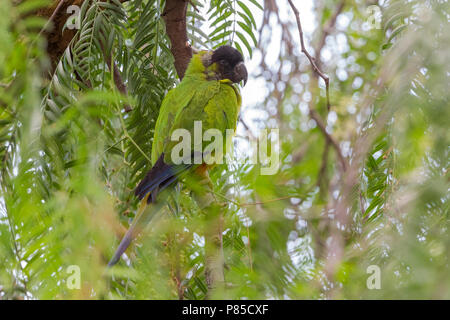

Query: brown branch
[
  {"left": 311, "top": 1, "right": 346, "bottom": 181},
  {"left": 37, "top": 0, "right": 81, "bottom": 73},
  {"left": 316, "top": 140, "right": 330, "bottom": 189},
  {"left": 162, "top": 0, "right": 193, "bottom": 79},
  {"left": 109, "top": 61, "right": 132, "bottom": 113},
  {"left": 38, "top": 0, "right": 67, "bottom": 38},
  {"left": 239, "top": 195, "right": 294, "bottom": 207},
  {"left": 37, "top": 0, "right": 130, "bottom": 74},
  {"left": 38, "top": 1, "right": 132, "bottom": 111},
  {"left": 309, "top": 109, "right": 347, "bottom": 171},
  {"left": 239, "top": 115, "right": 256, "bottom": 140},
  {"left": 287, "top": 0, "right": 331, "bottom": 110},
  {"left": 102, "top": 43, "right": 132, "bottom": 112},
  {"left": 287, "top": 0, "right": 347, "bottom": 172}
]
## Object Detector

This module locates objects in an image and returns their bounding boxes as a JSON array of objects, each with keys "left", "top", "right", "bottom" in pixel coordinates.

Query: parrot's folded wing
[{"left": 134, "top": 153, "right": 193, "bottom": 203}]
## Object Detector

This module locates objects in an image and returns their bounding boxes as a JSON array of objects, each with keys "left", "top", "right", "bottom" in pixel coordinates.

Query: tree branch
[
  {"left": 102, "top": 43, "right": 132, "bottom": 112},
  {"left": 311, "top": 1, "right": 347, "bottom": 182},
  {"left": 288, "top": 0, "right": 348, "bottom": 172},
  {"left": 37, "top": 0, "right": 130, "bottom": 74},
  {"left": 162, "top": 0, "right": 193, "bottom": 79},
  {"left": 38, "top": 0, "right": 67, "bottom": 38},
  {"left": 309, "top": 109, "right": 347, "bottom": 171},
  {"left": 287, "top": 0, "right": 331, "bottom": 110}
]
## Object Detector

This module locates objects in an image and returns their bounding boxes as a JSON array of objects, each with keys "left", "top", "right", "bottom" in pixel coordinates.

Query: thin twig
[
  {"left": 239, "top": 115, "right": 256, "bottom": 140},
  {"left": 162, "top": 0, "right": 193, "bottom": 79},
  {"left": 313, "top": 1, "right": 346, "bottom": 180},
  {"left": 188, "top": 0, "right": 200, "bottom": 13},
  {"left": 240, "top": 196, "right": 293, "bottom": 207},
  {"left": 246, "top": 224, "right": 253, "bottom": 271},
  {"left": 213, "top": 191, "right": 293, "bottom": 207},
  {"left": 316, "top": 140, "right": 330, "bottom": 189},
  {"left": 314, "top": 1, "right": 346, "bottom": 68},
  {"left": 287, "top": 0, "right": 331, "bottom": 110},
  {"left": 102, "top": 41, "right": 132, "bottom": 112},
  {"left": 38, "top": 0, "right": 67, "bottom": 38},
  {"left": 309, "top": 109, "right": 347, "bottom": 171},
  {"left": 114, "top": 103, "right": 151, "bottom": 163}
]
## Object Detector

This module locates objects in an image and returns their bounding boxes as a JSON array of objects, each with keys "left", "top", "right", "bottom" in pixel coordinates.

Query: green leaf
[
  {"left": 235, "top": 31, "right": 252, "bottom": 57},
  {"left": 237, "top": 1, "right": 257, "bottom": 28}
]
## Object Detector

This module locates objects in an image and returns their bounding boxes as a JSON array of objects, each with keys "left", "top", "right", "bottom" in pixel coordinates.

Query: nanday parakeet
[{"left": 108, "top": 45, "right": 248, "bottom": 266}]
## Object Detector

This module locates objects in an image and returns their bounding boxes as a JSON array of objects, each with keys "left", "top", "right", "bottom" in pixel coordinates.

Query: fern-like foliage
[{"left": 184, "top": 0, "right": 262, "bottom": 57}]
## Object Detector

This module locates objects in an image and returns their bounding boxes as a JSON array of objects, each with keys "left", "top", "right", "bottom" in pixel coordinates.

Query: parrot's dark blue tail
[
  {"left": 107, "top": 230, "right": 133, "bottom": 267},
  {"left": 108, "top": 154, "right": 192, "bottom": 267},
  {"left": 134, "top": 153, "right": 192, "bottom": 203}
]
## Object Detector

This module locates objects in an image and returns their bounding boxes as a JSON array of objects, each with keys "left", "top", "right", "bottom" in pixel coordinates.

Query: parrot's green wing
[
  {"left": 151, "top": 79, "right": 198, "bottom": 165},
  {"left": 136, "top": 76, "right": 240, "bottom": 203},
  {"left": 161, "top": 79, "right": 241, "bottom": 164}
]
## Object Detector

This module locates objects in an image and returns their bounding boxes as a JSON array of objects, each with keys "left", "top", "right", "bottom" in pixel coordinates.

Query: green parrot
[{"left": 108, "top": 45, "right": 247, "bottom": 267}]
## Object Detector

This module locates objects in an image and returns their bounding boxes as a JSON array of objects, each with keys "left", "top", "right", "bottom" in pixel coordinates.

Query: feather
[{"left": 134, "top": 153, "right": 193, "bottom": 203}]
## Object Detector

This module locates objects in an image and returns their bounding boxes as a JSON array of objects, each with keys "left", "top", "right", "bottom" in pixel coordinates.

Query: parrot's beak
[{"left": 234, "top": 62, "right": 248, "bottom": 86}]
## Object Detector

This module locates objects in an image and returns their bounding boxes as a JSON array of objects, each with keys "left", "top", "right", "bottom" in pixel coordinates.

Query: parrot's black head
[{"left": 210, "top": 45, "right": 248, "bottom": 86}]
